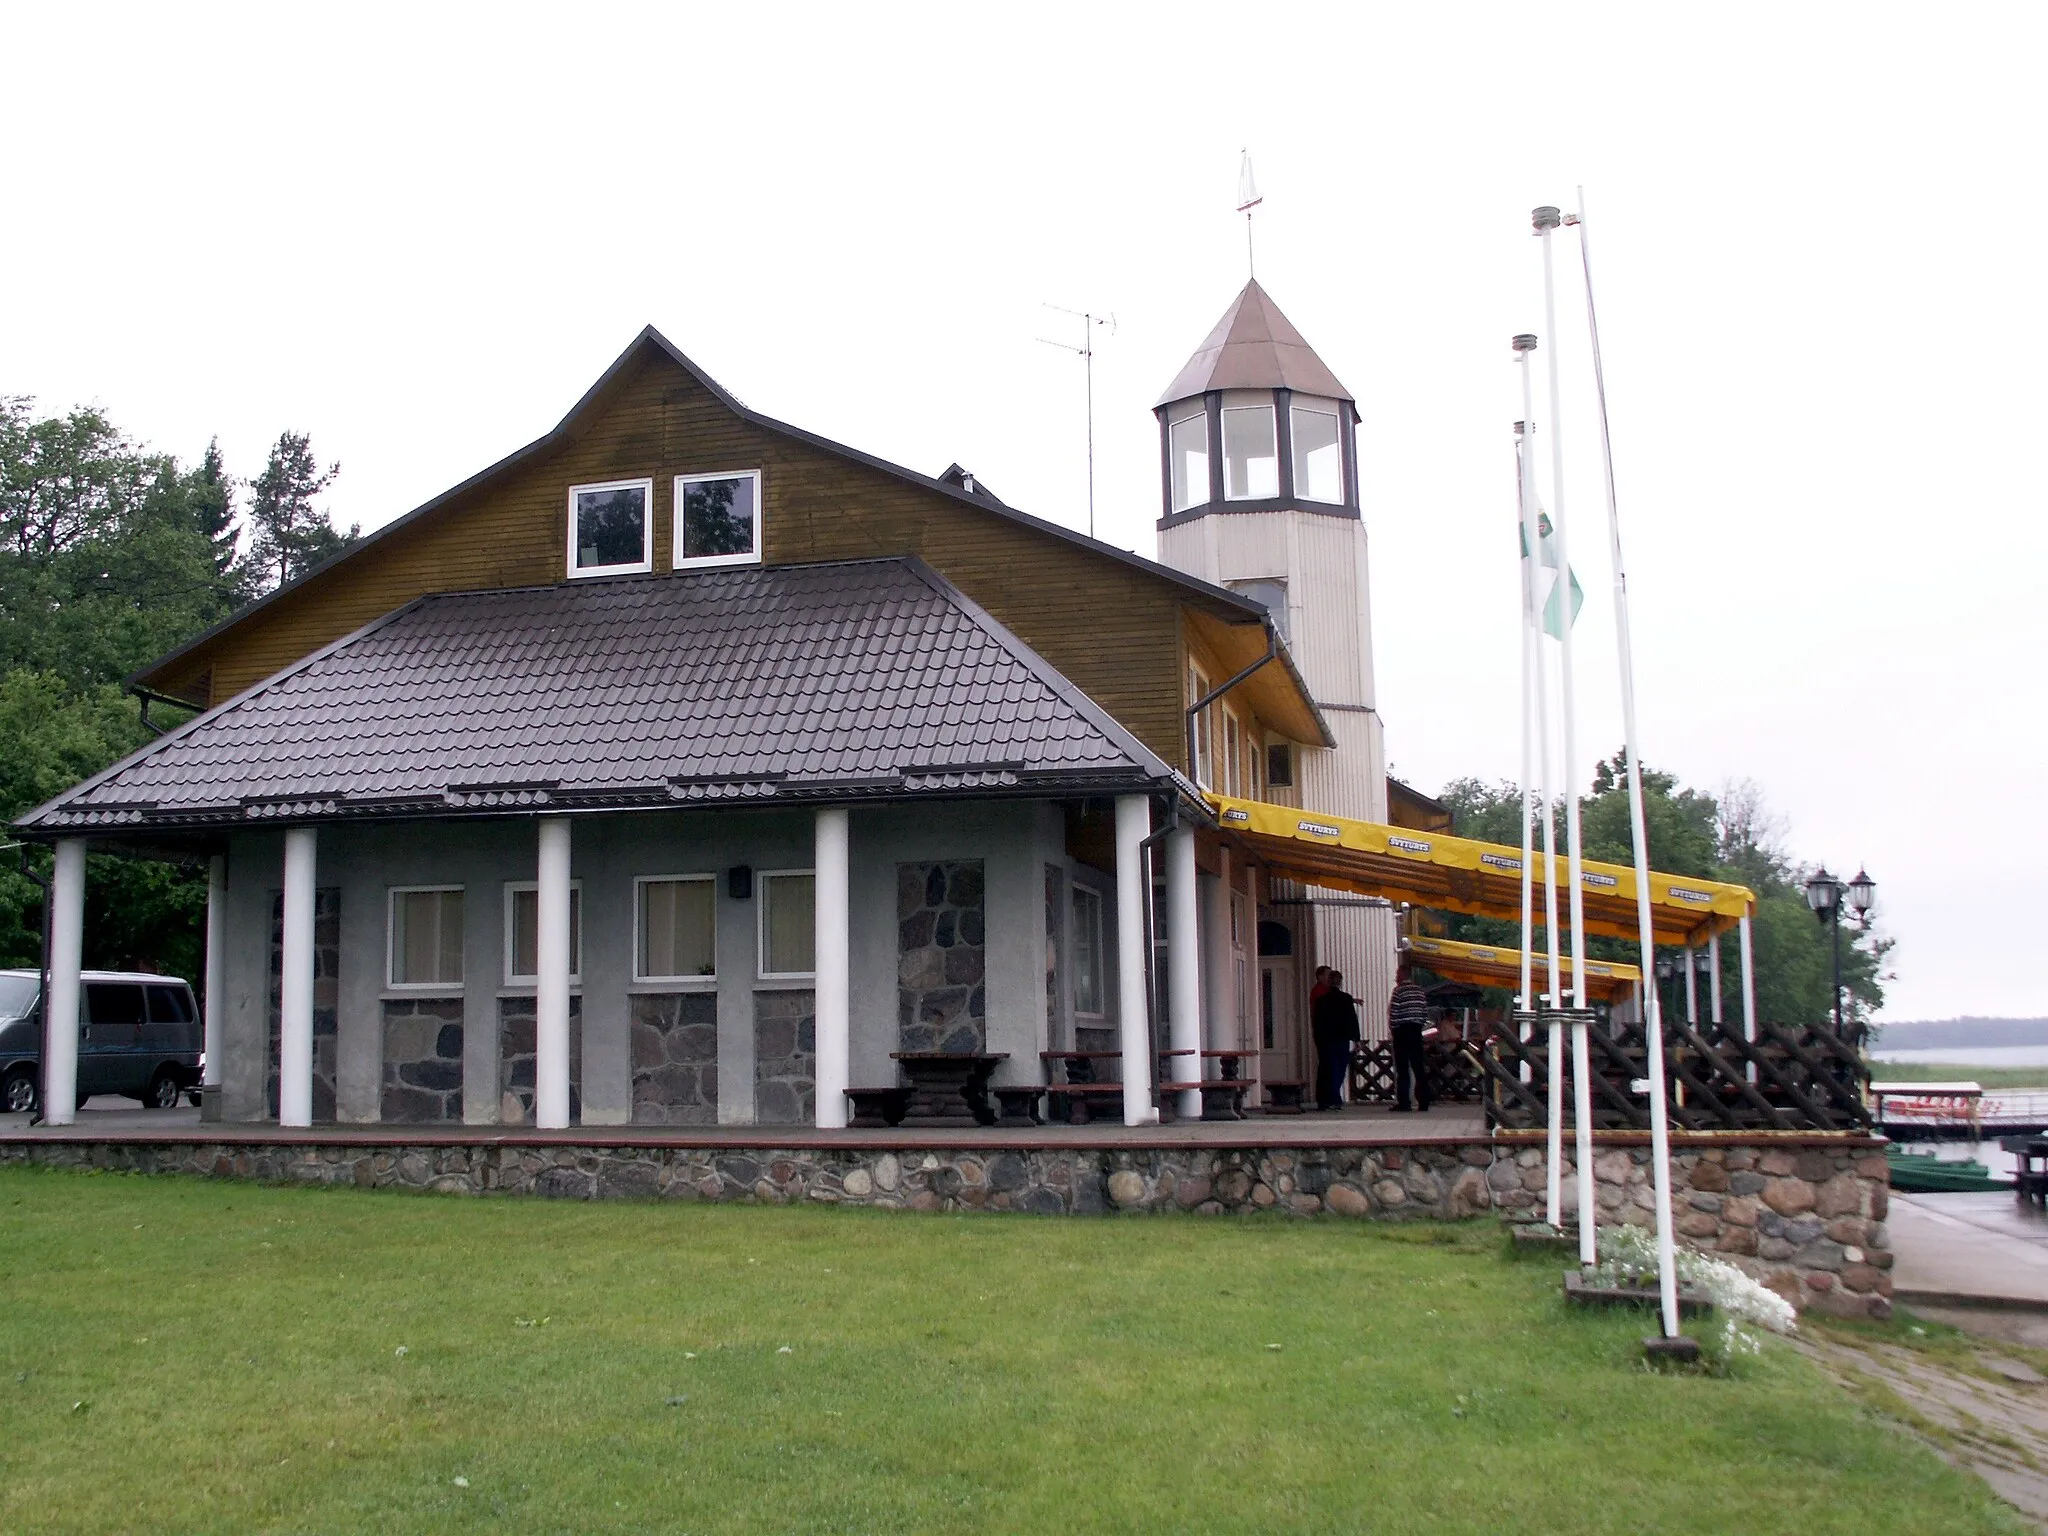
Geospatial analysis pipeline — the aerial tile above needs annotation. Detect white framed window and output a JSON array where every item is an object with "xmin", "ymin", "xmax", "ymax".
[
  {"xmin": 1227, "ymin": 577, "xmax": 1289, "ymax": 644},
  {"xmin": 1222, "ymin": 404, "xmax": 1277, "ymax": 499},
  {"xmin": 758, "ymin": 870, "xmax": 816, "ymax": 979},
  {"xmin": 567, "ymin": 477, "xmax": 653, "ymax": 578},
  {"xmin": 1187, "ymin": 662, "xmax": 1213, "ymax": 787},
  {"xmin": 1266, "ymin": 740, "xmax": 1294, "ymax": 788},
  {"xmin": 1168, "ymin": 411, "xmax": 1208, "ymax": 512},
  {"xmin": 1223, "ymin": 708, "xmax": 1243, "ymax": 797},
  {"xmin": 1070, "ymin": 884, "xmax": 1105, "ymax": 1016},
  {"xmin": 1291, "ymin": 405, "xmax": 1343, "ymax": 503},
  {"xmin": 505, "ymin": 881, "xmax": 583, "ymax": 985},
  {"xmin": 636, "ymin": 875, "xmax": 717, "ymax": 981},
  {"xmin": 673, "ymin": 470, "xmax": 762, "ymax": 570},
  {"xmin": 388, "ymin": 886, "xmax": 464, "ymax": 989}
]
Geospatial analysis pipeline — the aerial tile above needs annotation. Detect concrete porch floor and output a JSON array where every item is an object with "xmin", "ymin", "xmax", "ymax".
[{"xmin": 0, "ymin": 1098, "xmax": 1490, "ymax": 1150}]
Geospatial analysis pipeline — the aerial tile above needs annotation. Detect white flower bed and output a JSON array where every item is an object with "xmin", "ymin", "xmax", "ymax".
[{"xmin": 1588, "ymin": 1222, "xmax": 1797, "ymax": 1364}]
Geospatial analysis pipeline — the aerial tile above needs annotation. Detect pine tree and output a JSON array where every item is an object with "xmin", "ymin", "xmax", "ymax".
[
  {"xmin": 246, "ymin": 431, "xmax": 356, "ymax": 591},
  {"xmin": 185, "ymin": 437, "xmax": 238, "ymax": 575}
]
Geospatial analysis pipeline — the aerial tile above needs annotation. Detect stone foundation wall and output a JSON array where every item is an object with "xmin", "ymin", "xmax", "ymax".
[
  {"xmin": 896, "ymin": 861, "xmax": 985, "ymax": 1053},
  {"xmin": 753, "ymin": 991, "xmax": 814, "ymax": 1124},
  {"xmin": 0, "ymin": 1133, "xmax": 1888, "ymax": 1319},
  {"xmin": 630, "ymin": 994, "xmax": 718, "ymax": 1125},
  {"xmin": 499, "ymin": 996, "xmax": 581, "ymax": 1125},
  {"xmin": 381, "ymin": 1000, "xmax": 463, "ymax": 1122},
  {"xmin": 1492, "ymin": 1139, "xmax": 1892, "ymax": 1319}
]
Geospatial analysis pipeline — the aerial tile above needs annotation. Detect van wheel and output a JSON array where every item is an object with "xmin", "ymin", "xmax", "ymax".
[
  {"xmin": 2, "ymin": 1066, "xmax": 35, "ymax": 1115},
  {"xmin": 144, "ymin": 1070, "xmax": 185, "ymax": 1110}
]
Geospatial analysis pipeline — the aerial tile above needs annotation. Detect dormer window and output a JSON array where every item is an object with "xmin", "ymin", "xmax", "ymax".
[
  {"xmin": 1222, "ymin": 405, "xmax": 1277, "ymax": 500},
  {"xmin": 1291, "ymin": 405, "xmax": 1343, "ymax": 503},
  {"xmin": 674, "ymin": 470, "xmax": 762, "ymax": 569},
  {"xmin": 567, "ymin": 478, "xmax": 653, "ymax": 578},
  {"xmin": 1168, "ymin": 412, "xmax": 1208, "ymax": 513}
]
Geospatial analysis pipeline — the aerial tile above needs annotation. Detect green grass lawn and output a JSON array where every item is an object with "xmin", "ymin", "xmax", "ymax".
[
  {"xmin": 1867, "ymin": 1059, "xmax": 2048, "ymax": 1089},
  {"xmin": 0, "ymin": 1166, "xmax": 2025, "ymax": 1535}
]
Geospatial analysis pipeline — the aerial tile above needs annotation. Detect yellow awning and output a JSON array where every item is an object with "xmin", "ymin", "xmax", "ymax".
[
  {"xmin": 1406, "ymin": 936, "xmax": 1642, "ymax": 1003},
  {"xmin": 1209, "ymin": 792, "xmax": 1753, "ymax": 947}
]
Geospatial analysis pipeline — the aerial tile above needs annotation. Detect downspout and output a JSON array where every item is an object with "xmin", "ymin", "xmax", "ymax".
[
  {"xmin": 127, "ymin": 682, "xmax": 198, "ymax": 738},
  {"xmin": 1184, "ymin": 625, "xmax": 1281, "ymax": 784},
  {"xmin": 20, "ymin": 844, "xmax": 50, "ymax": 1126}
]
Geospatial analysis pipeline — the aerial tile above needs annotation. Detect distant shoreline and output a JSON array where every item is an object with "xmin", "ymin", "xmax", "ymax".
[{"xmin": 1871, "ymin": 1017, "xmax": 2048, "ymax": 1050}]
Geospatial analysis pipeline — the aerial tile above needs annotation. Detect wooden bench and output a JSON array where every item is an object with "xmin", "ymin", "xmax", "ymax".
[
  {"xmin": 1040, "ymin": 1051, "xmax": 1127, "ymax": 1124},
  {"xmin": 1261, "ymin": 1079, "xmax": 1309, "ymax": 1114},
  {"xmin": 1156, "ymin": 1080, "xmax": 1253, "ymax": 1122},
  {"xmin": 845, "ymin": 1087, "xmax": 911, "ymax": 1127},
  {"xmin": 990, "ymin": 1085, "xmax": 1045, "ymax": 1126}
]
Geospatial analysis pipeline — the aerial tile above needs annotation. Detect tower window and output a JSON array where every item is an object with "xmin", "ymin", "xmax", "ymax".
[
  {"xmin": 1291, "ymin": 406, "xmax": 1343, "ymax": 503},
  {"xmin": 1227, "ymin": 578, "xmax": 1289, "ymax": 644},
  {"xmin": 1266, "ymin": 742, "xmax": 1294, "ymax": 788},
  {"xmin": 1222, "ymin": 405, "xmax": 1278, "ymax": 499},
  {"xmin": 1168, "ymin": 412, "xmax": 1208, "ymax": 512}
]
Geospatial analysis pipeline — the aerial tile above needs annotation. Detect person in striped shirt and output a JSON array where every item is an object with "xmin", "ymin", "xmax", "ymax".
[{"xmin": 1387, "ymin": 962, "xmax": 1433, "ymax": 1113}]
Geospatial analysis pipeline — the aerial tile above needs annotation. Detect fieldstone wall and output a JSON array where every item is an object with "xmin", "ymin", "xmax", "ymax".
[
  {"xmin": 0, "ymin": 1138, "xmax": 1492, "ymax": 1218},
  {"xmin": 0, "ymin": 1130, "xmax": 1888, "ymax": 1320},
  {"xmin": 381, "ymin": 1000, "xmax": 463, "ymax": 1122},
  {"xmin": 265, "ymin": 887, "xmax": 340, "ymax": 1122},
  {"xmin": 631, "ymin": 993, "xmax": 718, "ymax": 1125},
  {"xmin": 754, "ymin": 990, "xmax": 814, "ymax": 1125},
  {"xmin": 499, "ymin": 996, "xmax": 581, "ymax": 1125},
  {"xmin": 897, "ymin": 861, "xmax": 985, "ymax": 1052},
  {"xmin": 1492, "ymin": 1139, "xmax": 1892, "ymax": 1319}
]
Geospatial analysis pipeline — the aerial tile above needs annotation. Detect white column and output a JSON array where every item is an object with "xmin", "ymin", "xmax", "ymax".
[
  {"xmin": 534, "ymin": 816, "xmax": 573, "ymax": 1130},
  {"xmin": 1738, "ymin": 915, "xmax": 1759, "ymax": 1085},
  {"xmin": 44, "ymin": 839, "xmax": 86, "ymax": 1125},
  {"xmin": 1165, "ymin": 824, "xmax": 1203, "ymax": 1122},
  {"xmin": 1683, "ymin": 945, "xmax": 1698, "ymax": 1028},
  {"xmin": 203, "ymin": 854, "xmax": 227, "ymax": 1088},
  {"xmin": 1708, "ymin": 932, "xmax": 1724, "ymax": 1025},
  {"xmin": 1114, "ymin": 795, "xmax": 1155, "ymax": 1127},
  {"xmin": 812, "ymin": 806, "xmax": 851, "ymax": 1130},
  {"xmin": 278, "ymin": 827, "xmax": 318, "ymax": 1128},
  {"xmin": 1202, "ymin": 853, "xmax": 1233, "ymax": 1054}
]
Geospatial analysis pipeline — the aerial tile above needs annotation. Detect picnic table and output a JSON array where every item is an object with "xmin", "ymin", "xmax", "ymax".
[
  {"xmin": 1040, "ymin": 1050, "xmax": 1128, "ymax": 1124},
  {"xmin": 844, "ymin": 1051, "xmax": 1010, "ymax": 1127}
]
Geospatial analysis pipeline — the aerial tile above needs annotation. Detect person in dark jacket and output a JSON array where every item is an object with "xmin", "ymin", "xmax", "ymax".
[
  {"xmin": 1309, "ymin": 969, "xmax": 1361, "ymax": 1111},
  {"xmin": 1387, "ymin": 961, "xmax": 1432, "ymax": 1112}
]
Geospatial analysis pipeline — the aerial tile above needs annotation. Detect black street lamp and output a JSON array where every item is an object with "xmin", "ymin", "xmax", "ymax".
[{"xmin": 1804, "ymin": 865, "xmax": 1877, "ymax": 1038}]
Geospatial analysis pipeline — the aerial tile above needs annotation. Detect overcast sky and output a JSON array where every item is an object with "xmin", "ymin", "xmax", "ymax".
[{"xmin": 4, "ymin": 5, "xmax": 2042, "ymax": 1021}]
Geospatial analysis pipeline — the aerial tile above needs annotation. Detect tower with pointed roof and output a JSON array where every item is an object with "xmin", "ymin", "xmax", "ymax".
[{"xmin": 1154, "ymin": 279, "xmax": 1396, "ymax": 1033}]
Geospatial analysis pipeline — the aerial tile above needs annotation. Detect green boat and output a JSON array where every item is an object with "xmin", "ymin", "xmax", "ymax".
[{"xmin": 1886, "ymin": 1147, "xmax": 2014, "ymax": 1193}]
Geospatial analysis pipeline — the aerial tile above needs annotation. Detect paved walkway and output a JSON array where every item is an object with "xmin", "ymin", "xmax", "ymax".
[
  {"xmin": 0, "ymin": 1099, "xmax": 1490, "ymax": 1149},
  {"xmin": 1891, "ymin": 1192, "xmax": 2048, "ymax": 1308}
]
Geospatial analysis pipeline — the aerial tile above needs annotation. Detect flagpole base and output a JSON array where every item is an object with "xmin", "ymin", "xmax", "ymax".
[{"xmin": 1643, "ymin": 1334, "xmax": 1702, "ymax": 1366}]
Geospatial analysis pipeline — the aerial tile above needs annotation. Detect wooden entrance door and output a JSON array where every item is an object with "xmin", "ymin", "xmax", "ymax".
[{"xmin": 1259, "ymin": 958, "xmax": 1299, "ymax": 1086}]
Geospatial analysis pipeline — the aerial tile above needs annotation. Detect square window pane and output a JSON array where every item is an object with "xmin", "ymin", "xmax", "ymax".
[
  {"xmin": 640, "ymin": 879, "xmax": 716, "ymax": 978},
  {"xmin": 762, "ymin": 873, "xmax": 815, "ymax": 975},
  {"xmin": 511, "ymin": 887, "xmax": 581, "ymax": 980},
  {"xmin": 681, "ymin": 475, "xmax": 757, "ymax": 560},
  {"xmin": 1169, "ymin": 414, "xmax": 1208, "ymax": 512},
  {"xmin": 393, "ymin": 889, "xmax": 463, "ymax": 986},
  {"xmin": 574, "ymin": 485, "xmax": 647, "ymax": 569},
  {"xmin": 1223, "ymin": 406, "xmax": 1277, "ymax": 499},
  {"xmin": 1292, "ymin": 407, "xmax": 1342, "ymax": 503}
]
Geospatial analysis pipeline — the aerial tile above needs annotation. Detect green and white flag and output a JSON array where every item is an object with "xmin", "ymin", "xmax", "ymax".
[{"xmin": 1519, "ymin": 509, "xmax": 1583, "ymax": 639}]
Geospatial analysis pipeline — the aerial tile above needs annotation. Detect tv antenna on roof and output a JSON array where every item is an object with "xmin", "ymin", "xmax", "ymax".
[
  {"xmin": 1036, "ymin": 304, "xmax": 1115, "ymax": 539},
  {"xmin": 1236, "ymin": 150, "xmax": 1264, "ymax": 278}
]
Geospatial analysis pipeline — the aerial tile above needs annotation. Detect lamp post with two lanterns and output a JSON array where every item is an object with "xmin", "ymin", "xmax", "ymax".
[{"xmin": 1803, "ymin": 866, "xmax": 1877, "ymax": 1039}]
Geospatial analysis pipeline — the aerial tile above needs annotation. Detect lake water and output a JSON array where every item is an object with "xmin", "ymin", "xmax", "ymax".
[{"xmin": 1872, "ymin": 1046, "xmax": 2048, "ymax": 1067}]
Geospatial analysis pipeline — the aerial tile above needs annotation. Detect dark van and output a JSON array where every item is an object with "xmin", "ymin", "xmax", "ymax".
[{"xmin": 0, "ymin": 970, "xmax": 201, "ymax": 1115}]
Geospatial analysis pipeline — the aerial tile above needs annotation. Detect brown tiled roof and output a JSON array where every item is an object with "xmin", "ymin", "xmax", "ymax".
[
  {"xmin": 23, "ymin": 558, "xmax": 1177, "ymax": 834},
  {"xmin": 1155, "ymin": 280, "xmax": 1353, "ymax": 406}
]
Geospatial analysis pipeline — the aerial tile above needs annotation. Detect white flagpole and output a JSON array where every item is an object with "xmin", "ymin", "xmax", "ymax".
[
  {"xmin": 1514, "ymin": 417, "xmax": 1538, "ymax": 1016},
  {"xmin": 1514, "ymin": 337, "xmax": 1565, "ymax": 1228},
  {"xmin": 1537, "ymin": 205, "xmax": 1598, "ymax": 1267},
  {"xmin": 1574, "ymin": 187, "xmax": 1681, "ymax": 1339}
]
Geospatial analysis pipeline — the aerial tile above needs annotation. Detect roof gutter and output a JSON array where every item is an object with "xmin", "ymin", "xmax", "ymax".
[{"xmin": 1186, "ymin": 626, "xmax": 1280, "ymax": 781}]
